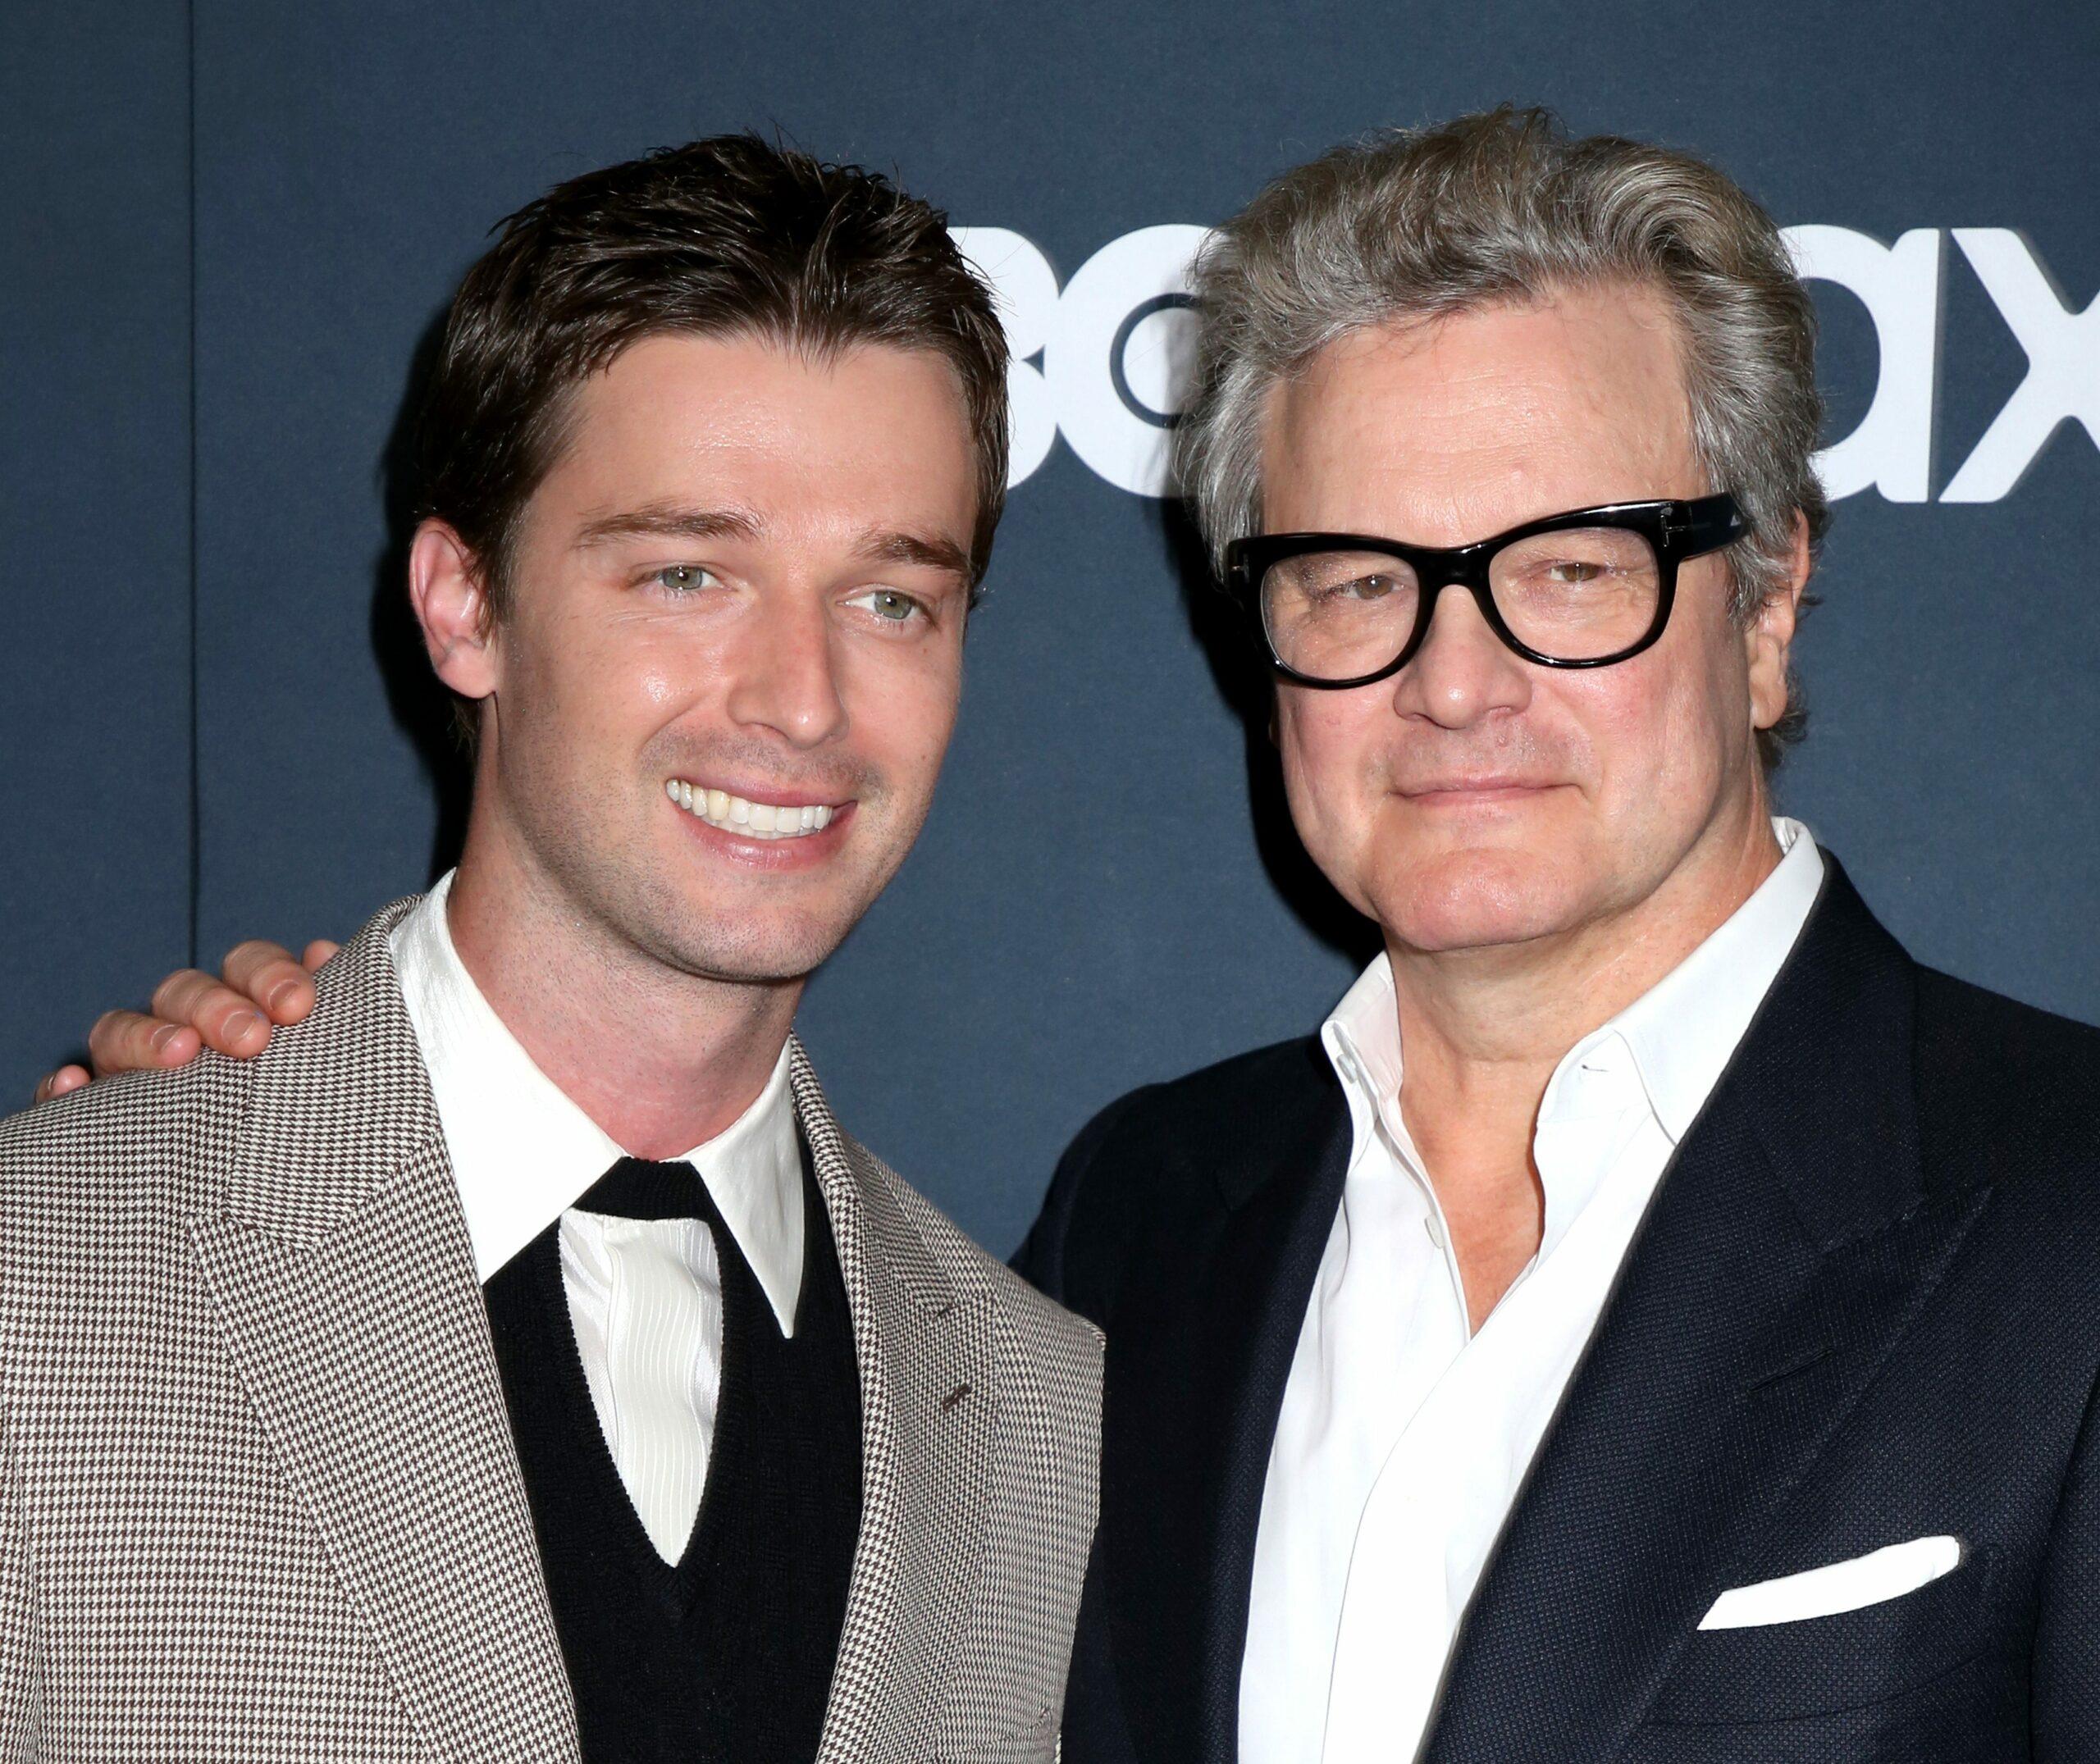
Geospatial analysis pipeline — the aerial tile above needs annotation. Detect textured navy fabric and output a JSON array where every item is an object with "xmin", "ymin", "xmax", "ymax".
[{"xmin": 1018, "ymin": 856, "xmax": 2100, "ymax": 1762}]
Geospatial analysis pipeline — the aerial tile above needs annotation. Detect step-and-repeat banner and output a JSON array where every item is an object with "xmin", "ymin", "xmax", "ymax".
[{"xmin": 7, "ymin": 0, "xmax": 2098, "ymax": 1251}]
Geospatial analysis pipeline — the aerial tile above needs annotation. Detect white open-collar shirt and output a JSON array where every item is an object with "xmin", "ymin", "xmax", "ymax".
[
  {"xmin": 1240, "ymin": 819, "xmax": 1826, "ymax": 1764},
  {"xmin": 390, "ymin": 871, "xmax": 806, "ymax": 1563}
]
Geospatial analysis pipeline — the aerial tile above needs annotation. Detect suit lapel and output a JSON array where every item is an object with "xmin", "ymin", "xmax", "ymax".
[
  {"xmin": 1105, "ymin": 1049, "xmax": 1353, "ymax": 1764},
  {"xmin": 792, "ymin": 1046, "xmax": 1000, "ymax": 1764},
  {"xmin": 188, "ymin": 905, "xmax": 579, "ymax": 1763},
  {"xmin": 1421, "ymin": 866, "xmax": 1991, "ymax": 1764}
]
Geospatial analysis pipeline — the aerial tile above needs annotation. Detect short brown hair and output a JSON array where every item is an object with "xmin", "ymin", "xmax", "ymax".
[
  {"xmin": 416, "ymin": 134, "xmax": 1009, "ymax": 624},
  {"xmin": 1178, "ymin": 108, "xmax": 1827, "ymax": 768}
]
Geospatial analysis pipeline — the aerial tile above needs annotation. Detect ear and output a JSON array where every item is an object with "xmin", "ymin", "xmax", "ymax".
[
  {"xmin": 407, "ymin": 519, "xmax": 500, "ymax": 703},
  {"xmin": 1745, "ymin": 513, "xmax": 1811, "ymax": 734}
]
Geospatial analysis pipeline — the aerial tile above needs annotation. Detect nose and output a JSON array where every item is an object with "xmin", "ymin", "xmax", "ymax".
[
  {"xmin": 1386, "ymin": 582, "xmax": 1532, "ymax": 730},
  {"xmin": 722, "ymin": 590, "xmax": 850, "ymax": 750}
]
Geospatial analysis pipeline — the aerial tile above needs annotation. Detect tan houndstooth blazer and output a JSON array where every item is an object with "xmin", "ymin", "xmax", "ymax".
[{"xmin": 0, "ymin": 900, "xmax": 1102, "ymax": 1762}]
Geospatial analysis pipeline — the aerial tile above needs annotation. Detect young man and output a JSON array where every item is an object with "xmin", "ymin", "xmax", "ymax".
[{"xmin": 3, "ymin": 137, "xmax": 1098, "ymax": 1762}]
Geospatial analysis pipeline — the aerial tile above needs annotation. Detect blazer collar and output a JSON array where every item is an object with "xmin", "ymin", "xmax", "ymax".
[
  {"xmin": 210, "ymin": 895, "xmax": 441, "ymax": 1245},
  {"xmin": 1730, "ymin": 856, "xmax": 1929, "ymax": 1247},
  {"xmin": 202, "ymin": 892, "xmax": 975, "ymax": 1334},
  {"xmin": 790, "ymin": 1045, "xmax": 1002, "ymax": 1762},
  {"xmin": 1211, "ymin": 1035, "xmax": 1354, "ymax": 1214}
]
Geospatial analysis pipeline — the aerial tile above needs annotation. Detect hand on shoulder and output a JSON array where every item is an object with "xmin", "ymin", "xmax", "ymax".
[{"xmin": 32, "ymin": 938, "xmax": 340, "ymax": 1102}]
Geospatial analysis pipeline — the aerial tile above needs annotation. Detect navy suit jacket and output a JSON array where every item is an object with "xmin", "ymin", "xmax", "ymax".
[{"xmin": 1016, "ymin": 859, "xmax": 2100, "ymax": 1762}]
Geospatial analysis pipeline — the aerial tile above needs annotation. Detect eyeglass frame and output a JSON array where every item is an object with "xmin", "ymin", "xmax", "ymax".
[{"xmin": 1221, "ymin": 493, "xmax": 1748, "ymax": 690}]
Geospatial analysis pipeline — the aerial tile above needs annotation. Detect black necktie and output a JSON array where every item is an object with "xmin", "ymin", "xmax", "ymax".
[{"xmin": 568, "ymin": 1155, "xmax": 718, "ymax": 1228}]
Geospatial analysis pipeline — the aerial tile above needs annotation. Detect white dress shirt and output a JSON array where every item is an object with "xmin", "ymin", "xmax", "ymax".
[
  {"xmin": 1239, "ymin": 819, "xmax": 1826, "ymax": 1764},
  {"xmin": 390, "ymin": 871, "xmax": 805, "ymax": 1564}
]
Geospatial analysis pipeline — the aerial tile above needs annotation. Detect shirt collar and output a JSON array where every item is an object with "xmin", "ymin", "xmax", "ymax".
[
  {"xmin": 1320, "ymin": 817, "xmax": 1826, "ymax": 1156},
  {"xmin": 1321, "ymin": 949, "xmax": 1404, "ymax": 1161},
  {"xmin": 1596, "ymin": 816, "xmax": 1824, "ymax": 1146},
  {"xmin": 389, "ymin": 871, "xmax": 805, "ymax": 1333}
]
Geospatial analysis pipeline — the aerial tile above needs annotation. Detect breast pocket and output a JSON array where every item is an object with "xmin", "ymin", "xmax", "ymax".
[{"xmin": 1648, "ymin": 1544, "xmax": 1996, "ymax": 1725}]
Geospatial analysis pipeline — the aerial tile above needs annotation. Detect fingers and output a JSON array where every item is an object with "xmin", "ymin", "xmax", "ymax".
[
  {"xmin": 50, "ymin": 932, "xmax": 336, "ymax": 1093},
  {"xmin": 145, "ymin": 968, "xmax": 276, "ymax": 1060},
  {"xmin": 220, "ymin": 941, "xmax": 319, "ymax": 1026},
  {"xmin": 86, "ymin": 1010, "xmax": 204, "ymax": 1078},
  {"xmin": 32, "ymin": 1065, "xmax": 90, "ymax": 1105}
]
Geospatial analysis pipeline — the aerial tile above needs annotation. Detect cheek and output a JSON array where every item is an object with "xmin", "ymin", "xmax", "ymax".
[
  {"xmin": 632, "ymin": 645, "xmax": 709, "ymax": 718},
  {"xmin": 590, "ymin": 604, "xmax": 745, "ymax": 719},
  {"xmin": 1572, "ymin": 647, "xmax": 1739, "ymax": 826},
  {"xmin": 841, "ymin": 639, "xmax": 964, "ymax": 785},
  {"xmin": 501, "ymin": 607, "xmax": 720, "ymax": 766},
  {"xmin": 1276, "ymin": 694, "xmax": 1380, "ymax": 858}
]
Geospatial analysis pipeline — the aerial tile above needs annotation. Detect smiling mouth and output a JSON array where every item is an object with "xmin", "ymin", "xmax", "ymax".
[{"xmin": 664, "ymin": 779, "xmax": 844, "ymax": 841}]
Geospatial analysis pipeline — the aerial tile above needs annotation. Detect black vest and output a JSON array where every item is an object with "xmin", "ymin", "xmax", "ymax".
[{"xmin": 482, "ymin": 1146, "xmax": 863, "ymax": 1762}]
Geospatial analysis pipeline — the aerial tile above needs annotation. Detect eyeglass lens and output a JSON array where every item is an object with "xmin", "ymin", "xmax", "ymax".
[{"xmin": 1259, "ymin": 525, "xmax": 1664, "ymax": 680}]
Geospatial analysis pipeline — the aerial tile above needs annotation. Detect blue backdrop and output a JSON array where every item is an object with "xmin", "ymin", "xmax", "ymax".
[{"xmin": 7, "ymin": 0, "xmax": 2098, "ymax": 1253}]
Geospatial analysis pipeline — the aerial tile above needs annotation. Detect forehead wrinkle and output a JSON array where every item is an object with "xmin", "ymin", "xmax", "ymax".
[{"xmin": 1267, "ymin": 288, "xmax": 1701, "ymax": 542}]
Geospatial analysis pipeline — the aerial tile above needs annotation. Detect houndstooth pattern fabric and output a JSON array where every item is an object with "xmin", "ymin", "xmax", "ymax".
[{"xmin": 0, "ymin": 899, "xmax": 1102, "ymax": 1762}]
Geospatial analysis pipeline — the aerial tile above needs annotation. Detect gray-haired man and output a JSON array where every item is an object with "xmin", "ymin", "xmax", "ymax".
[{"xmin": 1022, "ymin": 111, "xmax": 2100, "ymax": 1763}]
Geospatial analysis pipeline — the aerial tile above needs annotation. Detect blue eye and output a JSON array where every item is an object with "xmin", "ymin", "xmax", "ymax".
[{"xmin": 654, "ymin": 564, "xmax": 718, "ymax": 594}]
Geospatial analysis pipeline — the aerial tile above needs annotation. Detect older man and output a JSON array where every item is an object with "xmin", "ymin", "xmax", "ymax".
[
  {"xmin": 55, "ymin": 112, "xmax": 2100, "ymax": 1762},
  {"xmin": 1018, "ymin": 113, "xmax": 2100, "ymax": 1763}
]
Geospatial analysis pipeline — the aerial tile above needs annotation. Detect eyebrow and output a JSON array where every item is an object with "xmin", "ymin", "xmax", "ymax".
[
  {"xmin": 573, "ymin": 502, "xmax": 971, "ymax": 581},
  {"xmin": 858, "ymin": 529, "xmax": 973, "ymax": 580},
  {"xmin": 573, "ymin": 504, "xmax": 762, "ymax": 548}
]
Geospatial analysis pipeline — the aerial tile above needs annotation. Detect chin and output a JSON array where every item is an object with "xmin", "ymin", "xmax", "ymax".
[
  {"xmin": 1369, "ymin": 846, "xmax": 1593, "ymax": 956},
  {"xmin": 656, "ymin": 905, "xmax": 858, "ymax": 987},
  {"xmin": 596, "ymin": 862, "xmax": 854, "ymax": 987}
]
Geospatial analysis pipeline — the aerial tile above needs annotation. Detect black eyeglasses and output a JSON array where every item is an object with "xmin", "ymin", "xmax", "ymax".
[{"xmin": 1222, "ymin": 495, "xmax": 1746, "ymax": 689}]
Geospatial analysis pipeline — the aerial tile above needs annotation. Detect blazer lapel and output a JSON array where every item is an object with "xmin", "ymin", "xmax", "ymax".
[
  {"xmin": 1105, "ymin": 1048, "xmax": 1353, "ymax": 1764},
  {"xmin": 188, "ymin": 905, "xmax": 579, "ymax": 1764},
  {"xmin": 791, "ymin": 1046, "xmax": 1001, "ymax": 1764},
  {"xmin": 1421, "ymin": 866, "xmax": 1992, "ymax": 1764}
]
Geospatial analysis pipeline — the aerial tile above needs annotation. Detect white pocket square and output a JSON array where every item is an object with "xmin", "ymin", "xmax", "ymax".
[{"xmin": 1698, "ymin": 1535, "xmax": 1963, "ymax": 1630}]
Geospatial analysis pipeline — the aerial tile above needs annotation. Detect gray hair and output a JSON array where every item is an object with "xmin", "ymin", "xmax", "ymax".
[{"xmin": 1176, "ymin": 107, "xmax": 1828, "ymax": 765}]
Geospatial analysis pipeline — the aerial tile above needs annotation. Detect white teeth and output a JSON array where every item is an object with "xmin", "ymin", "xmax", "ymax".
[{"xmin": 667, "ymin": 782, "xmax": 842, "ymax": 841}]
